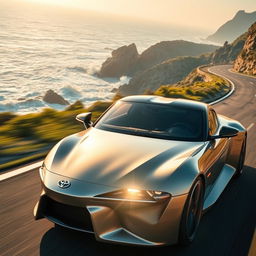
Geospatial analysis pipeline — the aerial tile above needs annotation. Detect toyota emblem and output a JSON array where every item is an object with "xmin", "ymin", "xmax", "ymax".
[{"xmin": 58, "ymin": 180, "xmax": 71, "ymax": 189}]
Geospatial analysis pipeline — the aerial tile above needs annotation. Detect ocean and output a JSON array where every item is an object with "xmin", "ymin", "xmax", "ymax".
[{"xmin": 0, "ymin": 3, "xmax": 211, "ymax": 114}]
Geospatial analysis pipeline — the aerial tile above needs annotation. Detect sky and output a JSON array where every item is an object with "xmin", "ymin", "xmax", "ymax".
[{"xmin": 6, "ymin": 0, "xmax": 256, "ymax": 30}]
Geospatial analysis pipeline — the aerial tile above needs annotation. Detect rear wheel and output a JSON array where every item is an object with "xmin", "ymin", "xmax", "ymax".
[
  {"xmin": 234, "ymin": 139, "xmax": 246, "ymax": 178},
  {"xmin": 179, "ymin": 177, "xmax": 204, "ymax": 245}
]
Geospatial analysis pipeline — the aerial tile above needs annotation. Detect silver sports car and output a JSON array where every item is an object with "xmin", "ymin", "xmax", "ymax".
[{"xmin": 34, "ymin": 96, "xmax": 247, "ymax": 246}]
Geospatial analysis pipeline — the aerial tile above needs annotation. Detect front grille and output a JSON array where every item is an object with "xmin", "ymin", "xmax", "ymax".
[{"xmin": 42, "ymin": 195, "xmax": 93, "ymax": 232}]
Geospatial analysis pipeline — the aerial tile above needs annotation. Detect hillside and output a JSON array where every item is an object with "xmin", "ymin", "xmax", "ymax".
[
  {"xmin": 154, "ymin": 68, "xmax": 230, "ymax": 102},
  {"xmin": 234, "ymin": 22, "xmax": 256, "ymax": 75},
  {"xmin": 0, "ymin": 101, "xmax": 112, "ymax": 170},
  {"xmin": 211, "ymin": 32, "xmax": 248, "ymax": 64},
  {"xmin": 115, "ymin": 30, "xmax": 250, "ymax": 97},
  {"xmin": 98, "ymin": 40, "xmax": 218, "ymax": 77},
  {"xmin": 206, "ymin": 10, "xmax": 256, "ymax": 44},
  {"xmin": 118, "ymin": 55, "xmax": 210, "ymax": 95}
]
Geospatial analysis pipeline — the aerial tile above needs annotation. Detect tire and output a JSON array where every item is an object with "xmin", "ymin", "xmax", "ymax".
[
  {"xmin": 233, "ymin": 139, "xmax": 246, "ymax": 178},
  {"xmin": 178, "ymin": 177, "xmax": 204, "ymax": 245}
]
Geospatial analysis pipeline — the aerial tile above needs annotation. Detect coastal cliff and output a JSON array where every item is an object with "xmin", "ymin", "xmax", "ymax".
[
  {"xmin": 118, "ymin": 55, "xmax": 210, "ymax": 95},
  {"xmin": 233, "ymin": 22, "xmax": 256, "ymax": 75},
  {"xmin": 98, "ymin": 40, "xmax": 218, "ymax": 78},
  {"xmin": 98, "ymin": 43, "xmax": 139, "ymax": 77},
  {"xmin": 211, "ymin": 32, "xmax": 247, "ymax": 64},
  {"xmin": 117, "ymin": 29, "xmax": 251, "ymax": 96},
  {"xmin": 97, "ymin": 10, "xmax": 255, "ymax": 98}
]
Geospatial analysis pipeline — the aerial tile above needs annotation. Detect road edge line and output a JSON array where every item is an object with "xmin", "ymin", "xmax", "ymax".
[
  {"xmin": 207, "ymin": 67, "xmax": 235, "ymax": 105},
  {"xmin": 0, "ymin": 161, "xmax": 43, "ymax": 182}
]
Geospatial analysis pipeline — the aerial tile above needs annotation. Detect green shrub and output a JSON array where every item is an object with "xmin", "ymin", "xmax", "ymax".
[
  {"xmin": 0, "ymin": 112, "xmax": 17, "ymax": 125},
  {"xmin": 155, "ymin": 74, "xmax": 230, "ymax": 102}
]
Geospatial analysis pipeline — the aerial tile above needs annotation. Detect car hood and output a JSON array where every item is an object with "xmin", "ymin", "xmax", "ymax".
[{"xmin": 44, "ymin": 128, "xmax": 204, "ymax": 190}]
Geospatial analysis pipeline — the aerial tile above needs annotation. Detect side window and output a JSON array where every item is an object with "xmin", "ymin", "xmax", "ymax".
[{"xmin": 208, "ymin": 109, "xmax": 218, "ymax": 135}]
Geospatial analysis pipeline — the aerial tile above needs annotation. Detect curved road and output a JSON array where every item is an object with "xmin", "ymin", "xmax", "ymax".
[{"xmin": 0, "ymin": 65, "xmax": 256, "ymax": 256}]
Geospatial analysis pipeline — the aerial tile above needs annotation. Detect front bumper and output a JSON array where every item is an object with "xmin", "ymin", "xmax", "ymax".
[{"xmin": 34, "ymin": 170, "xmax": 187, "ymax": 246}]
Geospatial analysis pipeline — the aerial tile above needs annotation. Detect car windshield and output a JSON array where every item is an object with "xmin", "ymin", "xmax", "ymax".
[{"xmin": 94, "ymin": 101, "xmax": 204, "ymax": 141}]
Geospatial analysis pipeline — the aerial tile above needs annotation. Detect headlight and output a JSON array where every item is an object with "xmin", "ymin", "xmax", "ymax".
[
  {"xmin": 146, "ymin": 190, "xmax": 170, "ymax": 200},
  {"xmin": 96, "ymin": 188, "xmax": 171, "ymax": 202}
]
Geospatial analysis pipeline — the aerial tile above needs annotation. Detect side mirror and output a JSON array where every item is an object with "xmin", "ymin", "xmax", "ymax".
[
  {"xmin": 210, "ymin": 126, "xmax": 239, "ymax": 139},
  {"xmin": 76, "ymin": 112, "xmax": 92, "ymax": 129}
]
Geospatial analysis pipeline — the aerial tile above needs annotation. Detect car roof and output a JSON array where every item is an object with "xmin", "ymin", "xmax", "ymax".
[{"xmin": 121, "ymin": 95, "xmax": 209, "ymax": 112}]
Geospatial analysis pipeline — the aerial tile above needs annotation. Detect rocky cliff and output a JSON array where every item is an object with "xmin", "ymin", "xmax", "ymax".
[
  {"xmin": 233, "ymin": 22, "xmax": 256, "ymax": 75},
  {"xmin": 98, "ymin": 40, "xmax": 218, "ymax": 78},
  {"xmin": 211, "ymin": 32, "xmax": 247, "ymax": 64},
  {"xmin": 98, "ymin": 43, "xmax": 139, "ymax": 77},
  {"xmin": 114, "ymin": 31, "xmax": 249, "ymax": 96},
  {"xmin": 206, "ymin": 10, "xmax": 256, "ymax": 44},
  {"xmin": 133, "ymin": 40, "xmax": 218, "ymax": 75},
  {"xmin": 43, "ymin": 89, "xmax": 69, "ymax": 105}
]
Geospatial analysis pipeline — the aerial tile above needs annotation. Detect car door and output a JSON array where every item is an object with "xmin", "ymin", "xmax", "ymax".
[{"xmin": 200, "ymin": 109, "xmax": 230, "ymax": 196}]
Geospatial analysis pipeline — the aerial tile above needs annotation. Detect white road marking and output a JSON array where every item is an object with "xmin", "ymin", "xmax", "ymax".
[
  {"xmin": 207, "ymin": 67, "xmax": 235, "ymax": 105},
  {"xmin": 0, "ymin": 161, "xmax": 43, "ymax": 182},
  {"xmin": 247, "ymin": 123, "xmax": 255, "ymax": 131}
]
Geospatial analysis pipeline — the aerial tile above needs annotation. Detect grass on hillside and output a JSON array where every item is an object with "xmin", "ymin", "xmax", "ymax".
[
  {"xmin": 0, "ymin": 100, "xmax": 112, "ymax": 171},
  {"xmin": 154, "ymin": 74, "xmax": 230, "ymax": 102}
]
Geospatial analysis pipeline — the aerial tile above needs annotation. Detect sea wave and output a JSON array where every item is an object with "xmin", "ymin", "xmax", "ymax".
[
  {"xmin": 66, "ymin": 66, "xmax": 87, "ymax": 73},
  {"xmin": 0, "ymin": 99, "xmax": 45, "ymax": 112},
  {"xmin": 119, "ymin": 76, "xmax": 131, "ymax": 85},
  {"xmin": 85, "ymin": 63, "xmax": 100, "ymax": 76},
  {"xmin": 0, "ymin": 7, "xmax": 206, "ymax": 114},
  {"xmin": 25, "ymin": 92, "xmax": 41, "ymax": 98},
  {"xmin": 60, "ymin": 86, "xmax": 81, "ymax": 99},
  {"xmin": 80, "ymin": 96, "xmax": 105, "ymax": 102}
]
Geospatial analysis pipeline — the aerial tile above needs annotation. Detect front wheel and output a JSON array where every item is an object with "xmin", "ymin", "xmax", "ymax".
[{"xmin": 178, "ymin": 177, "xmax": 204, "ymax": 245}]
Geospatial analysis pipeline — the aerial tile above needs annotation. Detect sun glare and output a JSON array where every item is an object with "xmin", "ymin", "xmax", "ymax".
[
  {"xmin": 22, "ymin": 0, "xmax": 77, "ymax": 7},
  {"xmin": 16, "ymin": 0, "xmax": 256, "ymax": 30},
  {"xmin": 127, "ymin": 188, "xmax": 140, "ymax": 193}
]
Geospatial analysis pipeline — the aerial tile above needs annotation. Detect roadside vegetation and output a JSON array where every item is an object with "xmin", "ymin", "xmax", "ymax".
[
  {"xmin": 0, "ymin": 101, "xmax": 111, "ymax": 170},
  {"xmin": 154, "ymin": 74, "xmax": 230, "ymax": 102},
  {"xmin": 0, "ymin": 67, "xmax": 231, "ymax": 171}
]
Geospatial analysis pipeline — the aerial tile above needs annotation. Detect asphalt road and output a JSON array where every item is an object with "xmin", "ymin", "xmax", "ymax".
[{"xmin": 1, "ymin": 65, "xmax": 256, "ymax": 256}]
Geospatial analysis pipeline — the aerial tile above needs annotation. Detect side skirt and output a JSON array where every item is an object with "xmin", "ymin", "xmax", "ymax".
[{"xmin": 203, "ymin": 164, "xmax": 236, "ymax": 210}]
